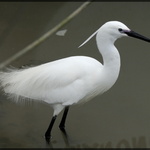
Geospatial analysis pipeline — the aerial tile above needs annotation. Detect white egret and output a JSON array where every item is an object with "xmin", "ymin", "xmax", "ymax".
[{"xmin": 0, "ymin": 21, "xmax": 150, "ymax": 142}]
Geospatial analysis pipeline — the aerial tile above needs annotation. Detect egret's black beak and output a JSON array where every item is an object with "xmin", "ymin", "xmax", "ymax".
[
  {"xmin": 119, "ymin": 28, "xmax": 150, "ymax": 42},
  {"xmin": 124, "ymin": 29, "xmax": 150, "ymax": 42}
]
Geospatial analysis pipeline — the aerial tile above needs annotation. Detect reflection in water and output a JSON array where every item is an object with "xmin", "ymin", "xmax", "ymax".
[
  {"xmin": 46, "ymin": 136, "xmax": 147, "ymax": 148},
  {"xmin": 60, "ymin": 129, "xmax": 71, "ymax": 148},
  {"xmin": 99, "ymin": 136, "xmax": 147, "ymax": 148},
  {"xmin": 45, "ymin": 129, "xmax": 71, "ymax": 148}
]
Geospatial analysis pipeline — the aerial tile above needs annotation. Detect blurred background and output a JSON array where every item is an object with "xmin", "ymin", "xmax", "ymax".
[{"xmin": 0, "ymin": 1, "xmax": 150, "ymax": 148}]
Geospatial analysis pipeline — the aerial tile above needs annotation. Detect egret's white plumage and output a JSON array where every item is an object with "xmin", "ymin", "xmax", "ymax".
[{"xmin": 0, "ymin": 21, "xmax": 149, "ymax": 140}]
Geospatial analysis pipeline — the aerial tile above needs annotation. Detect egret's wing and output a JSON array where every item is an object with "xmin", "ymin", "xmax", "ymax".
[
  {"xmin": 0, "ymin": 56, "xmax": 103, "ymax": 105},
  {"xmin": 0, "ymin": 57, "xmax": 88, "ymax": 104}
]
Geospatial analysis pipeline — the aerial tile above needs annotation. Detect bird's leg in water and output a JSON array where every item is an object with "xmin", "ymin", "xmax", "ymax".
[
  {"xmin": 59, "ymin": 106, "xmax": 69, "ymax": 131},
  {"xmin": 45, "ymin": 115, "xmax": 57, "ymax": 142}
]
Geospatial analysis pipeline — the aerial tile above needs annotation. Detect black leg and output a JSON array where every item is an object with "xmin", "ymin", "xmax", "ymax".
[
  {"xmin": 45, "ymin": 115, "xmax": 57, "ymax": 142},
  {"xmin": 59, "ymin": 106, "xmax": 69, "ymax": 130}
]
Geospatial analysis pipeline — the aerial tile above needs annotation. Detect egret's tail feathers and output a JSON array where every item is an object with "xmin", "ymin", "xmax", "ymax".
[{"xmin": 0, "ymin": 67, "xmax": 32, "ymax": 102}]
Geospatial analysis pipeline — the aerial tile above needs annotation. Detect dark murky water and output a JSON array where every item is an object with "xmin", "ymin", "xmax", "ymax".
[{"xmin": 0, "ymin": 2, "xmax": 150, "ymax": 148}]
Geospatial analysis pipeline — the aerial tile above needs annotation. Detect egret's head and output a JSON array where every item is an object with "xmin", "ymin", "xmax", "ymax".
[
  {"xmin": 99, "ymin": 21, "xmax": 150, "ymax": 42},
  {"xmin": 100, "ymin": 21, "xmax": 130, "ymax": 39}
]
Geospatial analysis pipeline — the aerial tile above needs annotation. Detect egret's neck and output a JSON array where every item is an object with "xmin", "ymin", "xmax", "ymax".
[{"xmin": 96, "ymin": 33, "xmax": 121, "ymax": 84}]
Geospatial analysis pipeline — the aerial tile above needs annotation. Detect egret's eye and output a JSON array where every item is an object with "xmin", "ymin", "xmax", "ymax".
[{"xmin": 118, "ymin": 28, "xmax": 123, "ymax": 33}]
